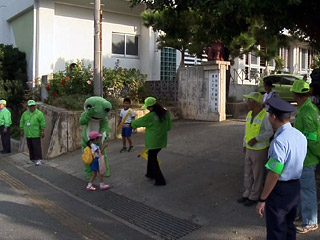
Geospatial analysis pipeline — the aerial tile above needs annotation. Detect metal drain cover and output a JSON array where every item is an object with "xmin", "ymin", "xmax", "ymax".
[{"xmin": 103, "ymin": 192, "xmax": 201, "ymax": 239}]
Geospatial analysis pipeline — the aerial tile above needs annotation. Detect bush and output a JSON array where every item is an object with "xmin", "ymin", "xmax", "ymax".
[
  {"xmin": 103, "ymin": 60, "xmax": 147, "ymax": 102},
  {"xmin": 45, "ymin": 60, "xmax": 148, "ymax": 109}
]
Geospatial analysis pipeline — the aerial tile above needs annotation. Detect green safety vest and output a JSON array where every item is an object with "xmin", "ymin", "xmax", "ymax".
[{"xmin": 245, "ymin": 109, "xmax": 269, "ymax": 150}]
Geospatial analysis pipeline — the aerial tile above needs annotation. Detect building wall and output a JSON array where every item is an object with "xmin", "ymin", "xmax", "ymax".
[
  {"xmin": 10, "ymin": 9, "xmax": 34, "ymax": 81},
  {"xmin": 0, "ymin": 0, "xmax": 34, "ymax": 44},
  {"xmin": 0, "ymin": 0, "xmax": 162, "ymax": 82}
]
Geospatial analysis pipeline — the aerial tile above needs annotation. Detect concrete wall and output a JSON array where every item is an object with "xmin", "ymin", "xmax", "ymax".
[
  {"xmin": 178, "ymin": 61, "xmax": 229, "ymax": 122},
  {"xmin": 19, "ymin": 103, "xmax": 179, "ymax": 159},
  {"xmin": 228, "ymin": 82, "xmax": 258, "ymax": 102}
]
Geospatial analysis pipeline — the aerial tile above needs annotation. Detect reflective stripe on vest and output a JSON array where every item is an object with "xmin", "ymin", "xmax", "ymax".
[{"xmin": 245, "ymin": 109, "xmax": 269, "ymax": 150}]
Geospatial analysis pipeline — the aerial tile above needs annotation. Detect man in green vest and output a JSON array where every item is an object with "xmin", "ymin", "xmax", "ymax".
[
  {"xmin": 0, "ymin": 100, "xmax": 12, "ymax": 154},
  {"xmin": 291, "ymin": 80, "xmax": 320, "ymax": 233},
  {"xmin": 237, "ymin": 92, "xmax": 273, "ymax": 206},
  {"xmin": 20, "ymin": 100, "xmax": 46, "ymax": 166}
]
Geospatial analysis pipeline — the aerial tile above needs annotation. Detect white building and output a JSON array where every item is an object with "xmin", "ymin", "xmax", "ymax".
[
  {"xmin": 229, "ymin": 40, "xmax": 314, "ymax": 100},
  {"xmin": 0, "ymin": 0, "xmax": 181, "ymax": 84}
]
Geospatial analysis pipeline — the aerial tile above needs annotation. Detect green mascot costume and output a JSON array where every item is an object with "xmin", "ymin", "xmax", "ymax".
[{"xmin": 80, "ymin": 96, "xmax": 112, "ymax": 178}]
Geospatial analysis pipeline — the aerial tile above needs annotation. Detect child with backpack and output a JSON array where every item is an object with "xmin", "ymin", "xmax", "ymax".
[{"xmin": 83, "ymin": 131, "xmax": 110, "ymax": 191}]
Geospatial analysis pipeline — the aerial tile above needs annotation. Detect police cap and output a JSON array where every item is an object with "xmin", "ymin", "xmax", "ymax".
[{"xmin": 268, "ymin": 97, "xmax": 296, "ymax": 113}]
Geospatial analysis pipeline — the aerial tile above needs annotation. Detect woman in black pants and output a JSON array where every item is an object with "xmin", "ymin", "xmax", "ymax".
[{"xmin": 131, "ymin": 97, "xmax": 172, "ymax": 186}]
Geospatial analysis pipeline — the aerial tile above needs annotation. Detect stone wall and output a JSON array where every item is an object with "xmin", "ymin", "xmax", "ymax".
[{"xmin": 19, "ymin": 103, "xmax": 179, "ymax": 159}]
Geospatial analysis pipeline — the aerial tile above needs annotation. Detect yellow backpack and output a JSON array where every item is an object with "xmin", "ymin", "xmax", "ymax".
[{"xmin": 82, "ymin": 146, "xmax": 95, "ymax": 165}]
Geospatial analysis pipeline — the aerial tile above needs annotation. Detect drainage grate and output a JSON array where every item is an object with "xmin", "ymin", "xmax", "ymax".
[
  {"xmin": 23, "ymin": 165, "xmax": 201, "ymax": 240},
  {"xmin": 103, "ymin": 191, "xmax": 201, "ymax": 240}
]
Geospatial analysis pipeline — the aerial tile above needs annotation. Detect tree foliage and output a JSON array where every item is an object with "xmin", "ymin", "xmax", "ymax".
[
  {"xmin": 0, "ymin": 44, "xmax": 27, "ymax": 83},
  {"xmin": 130, "ymin": 0, "xmax": 320, "ymax": 60}
]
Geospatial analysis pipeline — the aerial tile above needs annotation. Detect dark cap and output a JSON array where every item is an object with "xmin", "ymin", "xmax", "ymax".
[{"xmin": 268, "ymin": 97, "xmax": 296, "ymax": 113}]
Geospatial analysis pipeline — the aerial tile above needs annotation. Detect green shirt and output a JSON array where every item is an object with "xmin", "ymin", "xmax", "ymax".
[
  {"xmin": 131, "ymin": 111, "xmax": 172, "ymax": 150},
  {"xmin": 0, "ymin": 107, "xmax": 12, "ymax": 127},
  {"xmin": 294, "ymin": 98, "xmax": 320, "ymax": 166},
  {"xmin": 20, "ymin": 109, "xmax": 46, "ymax": 138}
]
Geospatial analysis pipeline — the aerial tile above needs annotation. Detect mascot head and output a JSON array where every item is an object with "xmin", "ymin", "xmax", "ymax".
[{"xmin": 84, "ymin": 96, "xmax": 112, "ymax": 120}]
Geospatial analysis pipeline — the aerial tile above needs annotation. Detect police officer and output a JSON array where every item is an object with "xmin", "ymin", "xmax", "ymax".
[
  {"xmin": 256, "ymin": 97, "xmax": 307, "ymax": 240},
  {"xmin": 0, "ymin": 100, "xmax": 12, "ymax": 154}
]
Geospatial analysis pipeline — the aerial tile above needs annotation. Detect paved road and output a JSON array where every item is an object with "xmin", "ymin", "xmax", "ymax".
[{"xmin": 1, "ymin": 119, "xmax": 319, "ymax": 240}]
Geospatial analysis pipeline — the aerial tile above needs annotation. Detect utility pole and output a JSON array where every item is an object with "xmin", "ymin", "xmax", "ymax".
[{"xmin": 94, "ymin": 0, "xmax": 102, "ymax": 96}]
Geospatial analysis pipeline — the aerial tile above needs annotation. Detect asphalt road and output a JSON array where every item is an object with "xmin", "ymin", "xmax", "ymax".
[{"xmin": 0, "ymin": 119, "xmax": 319, "ymax": 240}]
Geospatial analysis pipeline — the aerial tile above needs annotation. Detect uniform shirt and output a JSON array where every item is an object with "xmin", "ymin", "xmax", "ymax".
[
  {"xmin": 294, "ymin": 97, "xmax": 320, "ymax": 166},
  {"xmin": 120, "ymin": 108, "xmax": 135, "ymax": 124},
  {"xmin": 20, "ymin": 109, "xmax": 46, "ymax": 138},
  {"xmin": 266, "ymin": 123, "xmax": 307, "ymax": 181},
  {"xmin": 131, "ymin": 111, "xmax": 172, "ymax": 150},
  {"xmin": 0, "ymin": 107, "xmax": 12, "ymax": 127}
]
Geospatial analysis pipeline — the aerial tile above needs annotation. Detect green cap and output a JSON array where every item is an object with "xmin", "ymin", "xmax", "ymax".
[
  {"xmin": 142, "ymin": 97, "xmax": 156, "ymax": 109},
  {"xmin": 27, "ymin": 100, "xmax": 36, "ymax": 106},
  {"xmin": 290, "ymin": 80, "xmax": 310, "ymax": 93},
  {"xmin": 243, "ymin": 92, "xmax": 263, "ymax": 103}
]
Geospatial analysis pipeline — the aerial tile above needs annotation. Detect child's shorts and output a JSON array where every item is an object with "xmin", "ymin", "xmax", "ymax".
[
  {"xmin": 90, "ymin": 157, "xmax": 99, "ymax": 171},
  {"xmin": 122, "ymin": 126, "xmax": 133, "ymax": 137}
]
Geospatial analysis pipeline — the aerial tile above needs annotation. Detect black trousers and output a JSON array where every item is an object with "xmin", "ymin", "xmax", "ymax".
[
  {"xmin": 147, "ymin": 148, "xmax": 166, "ymax": 184},
  {"xmin": 0, "ymin": 125, "xmax": 11, "ymax": 152},
  {"xmin": 266, "ymin": 180, "xmax": 300, "ymax": 240},
  {"xmin": 26, "ymin": 138, "xmax": 43, "ymax": 160}
]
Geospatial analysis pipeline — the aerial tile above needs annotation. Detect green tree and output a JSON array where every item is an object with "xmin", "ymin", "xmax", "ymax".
[
  {"xmin": 130, "ymin": 0, "xmax": 320, "ymax": 60},
  {"xmin": 0, "ymin": 44, "xmax": 27, "ymax": 83}
]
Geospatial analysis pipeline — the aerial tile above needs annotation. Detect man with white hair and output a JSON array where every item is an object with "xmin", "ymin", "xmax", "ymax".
[
  {"xmin": 237, "ymin": 92, "xmax": 273, "ymax": 206},
  {"xmin": 0, "ymin": 99, "xmax": 12, "ymax": 154}
]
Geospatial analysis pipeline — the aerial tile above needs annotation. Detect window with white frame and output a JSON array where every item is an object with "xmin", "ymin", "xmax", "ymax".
[{"xmin": 112, "ymin": 33, "xmax": 139, "ymax": 57}]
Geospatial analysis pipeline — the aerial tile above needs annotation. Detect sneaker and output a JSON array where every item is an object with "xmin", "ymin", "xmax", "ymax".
[
  {"xmin": 100, "ymin": 184, "xmax": 110, "ymax": 191},
  {"xmin": 86, "ymin": 185, "xmax": 96, "ymax": 191},
  {"xmin": 128, "ymin": 146, "xmax": 134, "ymax": 152},
  {"xmin": 297, "ymin": 224, "xmax": 318, "ymax": 234},
  {"xmin": 35, "ymin": 160, "xmax": 43, "ymax": 166},
  {"xmin": 120, "ymin": 147, "xmax": 127, "ymax": 153},
  {"xmin": 237, "ymin": 197, "xmax": 248, "ymax": 203}
]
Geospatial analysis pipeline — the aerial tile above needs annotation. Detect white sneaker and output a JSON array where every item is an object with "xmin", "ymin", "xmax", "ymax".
[{"xmin": 35, "ymin": 160, "xmax": 43, "ymax": 166}]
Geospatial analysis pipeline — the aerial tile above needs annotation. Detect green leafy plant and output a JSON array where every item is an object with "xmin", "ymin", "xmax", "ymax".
[
  {"xmin": 103, "ymin": 60, "xmax": 147, "ymax": 102},
  {"xmin": 0, "ymin": 44, "xmax": 27, "ymax": 83},
  {"xmin": 44, "ymin": 60, "xmax": 147, "ymax": 109}
]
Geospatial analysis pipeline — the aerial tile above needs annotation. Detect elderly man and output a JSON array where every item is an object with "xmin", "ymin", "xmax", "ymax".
[
  {"xmin": 237, "ymin": 92, "xmax": 273, "ymax": 207},
  {"xmin": 0, "ymin": 100, "xmax": 12, "ymax": 154},
  {"xmin": 291, "ymin": 80, "xmax": 320, "ymax": 233},
  {"xmin": 20, "ymin": 100, "xmax": 46, "ymax": 166}
]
